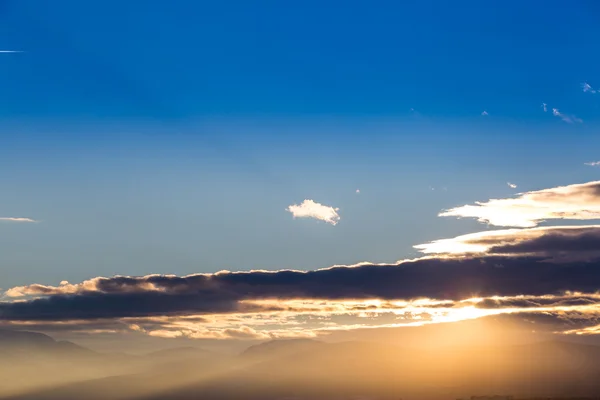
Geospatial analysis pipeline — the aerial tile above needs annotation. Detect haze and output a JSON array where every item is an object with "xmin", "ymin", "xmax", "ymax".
[{"xmin": 2, "ymin": 0, "xmax": 600, "ymax": 399}]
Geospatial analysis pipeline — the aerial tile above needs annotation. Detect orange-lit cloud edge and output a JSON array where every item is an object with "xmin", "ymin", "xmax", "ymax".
[{"xmin": 5, "ymin": 181, "xmax": 600, "ymax": 340}]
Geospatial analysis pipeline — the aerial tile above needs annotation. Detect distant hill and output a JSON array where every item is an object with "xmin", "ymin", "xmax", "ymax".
[
  {"xmin": 0, "ymin": 330, "xmax": 95, "ymax": 358},
  {"xmin": 144, "ymin": 346, "xmax": 221, "ymax": 367},
  {"xmin": 0, "ymin": 330, "xmax": 138, "ymax": 398},
  {"xmin": 240, "ymin": 339, "xmax": 324, "ymax": 360},
  {"xmin": 146, "ymin": 346, "xmax": 213, "ymax": 358},
  {"xmin": 9, "ymin": 339, "xmax": 600, "ymax": 400},
  {"xmin": 0, "ymin": 330, "xmax": 58, "ymax": 349}
]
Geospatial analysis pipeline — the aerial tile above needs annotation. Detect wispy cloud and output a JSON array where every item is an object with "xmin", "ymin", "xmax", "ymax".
[
  {"xmin": 583, "ymin": 82, "xmax": 597, "ymax": 94},
  {"xmin": 356, "ymin": 189, "xmax": 360, "ymax": 194},
  {"xmin": 0, "ymin": 217, "xmax": 37, "ymax": 223},
  {"xmin": 542, "ymin": 103, "xmax": 548, "ymax": 112},
  {"xmin": 481, "ymin": 111, "xmax": 488, "ymax": 116},
  {"xmin": 507, "ymin": 182, "xmax": 517, "ymax": 189},
  {"xmin": 552, "ymin": 108, "xmax": 582, "ymax": 124},
  {"xmin": 585, "ymin": 161, "xmax": 600, "ymax": 167},
  {"xmin": 287, "ymin": 199, "xmax": 340, "ymax": 225},
  {"xmin": 439, "ymin": 180, "xmax": 600, "ymax": 228},
  {"xmin": 0, "ymin": 50, "xmax": 23, "ymax": 53},
  {"xmin": 415, "ymin": 224, "xmax": 600, "ymax": 261}
]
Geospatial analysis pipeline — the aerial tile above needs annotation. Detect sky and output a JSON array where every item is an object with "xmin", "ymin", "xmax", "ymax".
[{"xmin": 3, "ymin": 0, "xmax": 600, "ymax": 345}]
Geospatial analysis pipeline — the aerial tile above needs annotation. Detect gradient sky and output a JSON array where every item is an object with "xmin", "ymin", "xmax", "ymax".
[{"xmin": 2, "ymin": 0, "xmax": 600, "ymax": 294}]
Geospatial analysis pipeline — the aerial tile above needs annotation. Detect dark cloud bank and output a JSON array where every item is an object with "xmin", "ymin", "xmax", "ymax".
[
  {"xmin": 4, "ymin": 223, "xmax": 600, "ymax": 323},
  {"xmin": 3, "ymin": 256, "xmax": 600, "ymax": 321}
]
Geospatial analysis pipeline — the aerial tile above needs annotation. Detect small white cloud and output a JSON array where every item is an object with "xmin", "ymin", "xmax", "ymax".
[
  {"xmin": 356, "ymin": 189, "xmax": 360, "ymax": 194},
  {"xmin": 481, "ymin": 111, "xmax": 488, "ymax": 116},
  {"xmin": 287, "ymin": 199, "xmax": 340, "ymax": 226},
  {"xmin": 583, "ymin": 82, "xmax": 597, "ymax": 94},
  {"xmin": 0, "ymin": 217, "xmax": 36, "ymax": 223},
  {"xmin": 59, "ymin": 281, "xmax": 69, "ymax": 286},
  {"xmin": 585, "ymin": 161, "xmax": 600, "ymax": 167},
  {"xmin": 552, "ymin": 108, "xmax": 582, "ymax": 124},
  {"xmin": 542, "ymin": 103, "xmax": 547, "ymax": 112},
  {"xmin": 507, "ymin": 182, "xmax": 517, "ymax": 189}
]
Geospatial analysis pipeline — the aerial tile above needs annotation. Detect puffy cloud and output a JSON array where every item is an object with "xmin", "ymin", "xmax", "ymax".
[
  {"xmin": 507, "ymin": 182, "xmax": 517, "ymax": 189},
  {"xmin": 439, "ymin": 180, "xmax": 600, "ymax": 228},
  {"xmin": 0, "ymin": 217, "xmax": 36, "ymax": 223},
  {"xmin": 287, "ymin": 199, "xmax": 340, "ymax": 225}
]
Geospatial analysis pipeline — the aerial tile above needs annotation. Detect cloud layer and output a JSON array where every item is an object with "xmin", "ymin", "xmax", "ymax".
[
  {"xmin": 5, "ymin": 252, "xmax": 600, "ymax": 319},
  {"xmin": 287, "ymin": 199, "xmax": 340, "ymax": 225},
  {"xmin": 6, "ymin": 180, "xmax": 600, "ymax": 340},
  {"xmin": 440, "ymin": 180, "xmax": 600, "ymax": 228}
]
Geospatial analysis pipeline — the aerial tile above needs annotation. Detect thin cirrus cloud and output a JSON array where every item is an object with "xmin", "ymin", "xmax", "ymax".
[
  {"xmin": 552, "ymin": 108, "xmax": 582, "ymax": 124},
  {"xmin": 439, "ymin": 180, "xmax": 600, "ymax": 228},
  {"xmin": 542, "ymin": 103, "xmax": 548, "ymax": 112},
  {"xmin": 583, "ymin": 82, "xmax": 597, "ymax": 94},
  {"xmin": 287, "ymin": 199, "xmax": 340, "ymax": 225},
  {"xmin": 585, "ymin": 161, "xmax": 600, "ymax": 167},
  {"xmin": 0, "ymin": 217, "xmax": 37, "ymax": 223},
  {"xmin": 507, "ymin": 182, "xmax": 517, "ymax": 189}
]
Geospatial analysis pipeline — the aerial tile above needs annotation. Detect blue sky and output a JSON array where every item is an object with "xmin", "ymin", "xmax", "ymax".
[{"xmin": 1, "ymin": 0, "xmax": 600, "ymax": 288}]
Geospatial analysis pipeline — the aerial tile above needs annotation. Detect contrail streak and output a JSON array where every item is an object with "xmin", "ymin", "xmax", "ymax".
[{"xmin": 0, "ymin": 217, "xmax": 37, "ymax": 222}]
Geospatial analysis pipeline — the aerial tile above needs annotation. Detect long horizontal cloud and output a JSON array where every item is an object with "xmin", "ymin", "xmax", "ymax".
[
  {"xmin": 5, "ymin": 253, "xmax": 600, "ymax": 322},
  {"xmin": 440, "ymin": 180, "xmax": 600, "ymax": 227}
]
